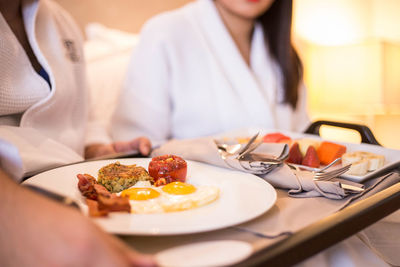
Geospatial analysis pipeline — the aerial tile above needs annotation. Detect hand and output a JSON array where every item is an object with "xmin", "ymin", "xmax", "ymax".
[
  {"xmin": 85, "ymin": 137, "xmax": 152, "ymax": 159},
  {"xmin": 0, "ymin": 169, "xmax": 157, "ymax": 267}
]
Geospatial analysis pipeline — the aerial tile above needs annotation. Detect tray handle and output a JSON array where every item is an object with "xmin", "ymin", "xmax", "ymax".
[{"xmin": 304, "ymin": 120, "xmax": 381, "ymax": 146}]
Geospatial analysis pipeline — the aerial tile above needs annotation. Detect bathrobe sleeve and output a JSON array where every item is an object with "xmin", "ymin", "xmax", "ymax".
[
  {"xmin": 0, "ymin": 139, "xmax": 23, "ymax": 182},
  {"xmin": 111, "ymin": 18, "xmax": 172, "ymax": 144}
]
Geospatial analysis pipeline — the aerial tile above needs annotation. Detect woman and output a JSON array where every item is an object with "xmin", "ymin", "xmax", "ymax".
[
  {"xmin": 111, "ymin": 0, "xmax": 309, "ymax": 144},
  {"xmin": 0, "ymin": 0, "xmax": 155, "ymax": 265}
]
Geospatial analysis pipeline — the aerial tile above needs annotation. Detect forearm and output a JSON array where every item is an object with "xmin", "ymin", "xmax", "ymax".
[
  {"xmin": 0, "ymin": 168, "xmax": 85, "ymax": 266},
  {"xmin": 0, "ymin": 168, "xmax": 23, "ymax": 214},
  {"xmin": 0, "ymin": 169, "xmax": 40, "ymax": 265}
]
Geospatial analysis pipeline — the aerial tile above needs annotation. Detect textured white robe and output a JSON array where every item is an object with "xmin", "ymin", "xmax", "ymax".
[
  {"xmin": 111, "ymin": 0, "xmax": 310, "ymax": 144},
  {"xmin": 0, "ymin": 0, "xmax": 88, "ymax": 178}
]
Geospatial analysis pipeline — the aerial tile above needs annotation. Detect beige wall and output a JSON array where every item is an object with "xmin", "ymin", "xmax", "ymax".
[{"xmin": 54, "ymin": 0, "xmax": 192, "ymax": 35}]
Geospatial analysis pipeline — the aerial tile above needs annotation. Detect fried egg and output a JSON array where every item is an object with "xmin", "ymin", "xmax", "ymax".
[{"xmin": 120, "ymin": 181, "xmax": 219, "ymax": 214}]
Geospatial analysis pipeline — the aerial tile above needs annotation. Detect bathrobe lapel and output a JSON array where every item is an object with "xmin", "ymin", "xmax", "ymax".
[
  {"xmin": 20, "ymin": 0, "xmax": 87, "ymax": 154},
  {"xmin": 187, "ymin": 0, "xmax": 277, "ymax": 129}
]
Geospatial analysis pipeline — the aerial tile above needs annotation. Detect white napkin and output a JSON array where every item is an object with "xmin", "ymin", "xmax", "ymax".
[{"xmin": 152, "ymin": 137, "xmax": 361, "ymax": 199}]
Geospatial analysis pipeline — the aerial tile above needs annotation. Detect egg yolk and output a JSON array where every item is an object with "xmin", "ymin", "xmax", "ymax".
[
  {"xmin": 121, "ymin": 188, "xmax": 160, "ymax": 200},
  {"xmin": 162, "ymin": 182, "xmax": 196, "ymax": 195}
]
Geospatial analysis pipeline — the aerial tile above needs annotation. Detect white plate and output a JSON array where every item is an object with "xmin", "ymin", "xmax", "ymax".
[
  {"xmin": 216, "ymin": 128, "xmax": 400, "ymax": 183},
  {"xmin": 336, "ymin": 142, "xmax": 400, "ymax": 182},
  {"xmin": 23, "ymin": 158, "xmax": 276, "ymax": 236}
]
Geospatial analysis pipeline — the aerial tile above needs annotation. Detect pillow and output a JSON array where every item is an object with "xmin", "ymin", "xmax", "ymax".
[
  {"xmin": 84, "ymin": 23, "xmax": 139, "ymax": 144},
  {"xmin": 84, "ymin": 22, "xmax": 139, "ymax": 61}
]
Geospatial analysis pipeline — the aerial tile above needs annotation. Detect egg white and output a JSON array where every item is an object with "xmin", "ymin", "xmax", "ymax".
[{"xmin": 122, "ymin": 181, "xmax": 219, "ymax": 214}]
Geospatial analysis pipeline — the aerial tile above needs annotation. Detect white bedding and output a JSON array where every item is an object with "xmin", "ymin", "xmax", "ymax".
[{"xmin": 84, "ymin": 23, "xmax": 139, "ymax": 144}]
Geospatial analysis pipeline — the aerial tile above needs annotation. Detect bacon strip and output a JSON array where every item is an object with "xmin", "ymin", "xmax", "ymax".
[
  {"xmin": 87, "ymin": 199, "xmax": 108, "ymax": 217},
  {"xmin": 97, "ymin": 195, "xmax": 131, "ymax": 213},
  {"xmin": 77, "ymin": 174, "xmax": 98, "ymax": 200},
  {"xmin": 77, "ymin": 173, "xmax": 131, "ymax": 216}
]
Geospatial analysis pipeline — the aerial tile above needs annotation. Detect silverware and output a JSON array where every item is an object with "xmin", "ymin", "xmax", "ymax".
[
  {"xmin": 340, "ymin": 182, "xmax": 365, "ymax": 193},
  {"xmin": 240, "ymin": 153, "xmax": 282, "ymax": 163},
  {"xmin": 24, "ymin": 184, "xmax": 81, "ymax": 210},
  {"xmin": 216, "ymin": 133, "xmax": 288, "ymax": 175},
  {"xmin": 237, "ymin": 132, "xmax": 260, "ymax": 159},
  {"xmin": 313, "ymin": 164, "xmax": 352, "ymax": 181},
  {"xmin": 216, "ymin": 143, "xmax": 242, "ymax": 155},
  {"xmin": 287, "ymin": 157, "xmax": 342, "ymax": 173}
]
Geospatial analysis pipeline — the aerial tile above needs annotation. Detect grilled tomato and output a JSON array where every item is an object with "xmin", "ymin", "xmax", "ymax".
[{"xmin": 148, "ymin": 155, "xmax": 187, "ymax": 186}]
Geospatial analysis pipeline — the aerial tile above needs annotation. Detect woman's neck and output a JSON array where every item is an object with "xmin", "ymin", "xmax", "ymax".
[{"xmin": 214, "ymin": 1, "xmax": 255, "ymax": 66}]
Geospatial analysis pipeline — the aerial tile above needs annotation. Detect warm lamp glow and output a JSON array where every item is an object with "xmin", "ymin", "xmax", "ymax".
[
  {"xmin": 302, "ymin": 41, "xmax": 388, "ymax": 115},
  {"xmin": 293, "ymin": 0, "xmax": 372, "ymax": 46},
  {"xmin": 293, "ymin": 0, "xmax": 400, "ymax": 148}
]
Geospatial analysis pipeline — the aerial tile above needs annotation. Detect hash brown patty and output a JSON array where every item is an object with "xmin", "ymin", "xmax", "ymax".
[{"xmin": 97, "ymin": 162, "xmax": 153, "ymax": 193}]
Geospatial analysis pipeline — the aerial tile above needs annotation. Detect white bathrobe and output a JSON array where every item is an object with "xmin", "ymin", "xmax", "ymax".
[
  {"xmin": 111, "ymin": 0, "xmax": 310, "ymax": 144},
  {"xmin": 0, "ymin": 0, "xmax": 88, "ymax": 178}
]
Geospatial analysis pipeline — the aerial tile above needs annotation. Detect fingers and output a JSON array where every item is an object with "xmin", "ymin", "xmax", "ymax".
[
  {"xmin": 123, "ymin": 245, "xmax": 157, "ymax": 267},
  {"xmin": 112, "ymin": 141, "xmax": 133, "ymax": 153},
  {"xmin": 137, "ymin": 137, "xmax": 151, "ymax": 156},
  {"xmin": 85, "ymin": 144, "xmax": 115, "ymax": 159},
  {"xmin": 104, "ymin": 232, "xmax": 157, "ymax": 267},
  {"xmin": 113, "ymin": 137, "xmax": 151, "ymax": 156},
  {"xmin": 127, "ymin": 252, "xmax": 157, "ymax": 267}
]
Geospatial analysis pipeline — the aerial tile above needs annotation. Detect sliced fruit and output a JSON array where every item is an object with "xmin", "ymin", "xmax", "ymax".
[
  {"xmin": 346, "ymin": 159, "xmax": 369, "ymax": 175},
  {"xmin": 342, "ymin": 151, "xmax": 385, "ymax": 174},
  {"xmin": 263, "ymin": 132, "xmax": 291, "ymax": 143},
  {"xmin": 301, "ymin": 146, "xmax": 320, "ymax": 168},
  {"xmin": 317, "ymin": 141, "xmax": 347, "ymax": 165},
  {"xmin": 286, "ymin": 142, "xmax": 303, "ymax": 164},
  {"xmin": 296, "ymin": 138, "xmax": 321, "ymax": 157}
]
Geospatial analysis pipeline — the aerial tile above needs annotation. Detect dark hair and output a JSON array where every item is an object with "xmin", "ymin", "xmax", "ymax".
[{"xmin": 258, "ymin": 0, "xmax": 302, "ymax": 109}]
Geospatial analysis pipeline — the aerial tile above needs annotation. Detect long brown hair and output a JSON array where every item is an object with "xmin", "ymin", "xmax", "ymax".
[{"xmin": 258, "ymin": 0, "xmax": 302, "ymax": 109}]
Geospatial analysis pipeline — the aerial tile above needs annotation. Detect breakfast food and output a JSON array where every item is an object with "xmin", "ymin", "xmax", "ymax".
[
  {"xmin": 262, "ymin": 132, "xmax": 291, "ymax": 143},
  {"xmin": 296, "ymin": 138, "xmax": 320, "ymax": 157},
  {"xmin": 148, "ymin": 155, "xmax": 187, "ymax": 186},
  {"xmin": 342, "ymin": 151, "xmax": 385, "ymax": 175},
  {"xmin": 97, "ymin": 162, "xmax": 153, "ymax": 193},
  {"xmin": 76, "ymin": 155, "xmax": 219, "ymax": 216},
  {"xmin": 286, "ymin": 142, "xmax": 303, "ymax": 165},
  {"xmin": 317, "ymin": 141, "xmax": 347, "ymax": 165},
  {"xmin": 77, "ymin": 173, "xmax": 98, "ymax": 200},
  {"xmin": 301, "ymin": 146, "xmax": 320, "ymax": 168},
  {"xmin": 77, "ymin": 173, "xmax": 131, "ymax": 216},
  {"xmin": 286, "ymin": 139, "xmax": 348, "ymax": 168},
  {"xmin": 120, "ymin": 181, "xmax": 219, "ymax": 214}
]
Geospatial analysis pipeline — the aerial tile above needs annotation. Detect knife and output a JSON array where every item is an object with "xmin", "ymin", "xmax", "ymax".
[
  {"xmin": 340, "ymin": 182, "xmax": 365, "ymax": 193},
  {"xmin": 24, "ymin": 184, "xmax": 81, "ymax": 210}
]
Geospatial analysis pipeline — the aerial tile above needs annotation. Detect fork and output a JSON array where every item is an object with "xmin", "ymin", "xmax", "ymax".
[
  {"xmin": 237, "ymin": 132, "xmax": 260, "ymax": 159},
  {"xmin": 313, "ymin": 164, "xmax": 352, "ymax": 181},
  {"xmin": 216, "ymin": 132, "xmax": 260, "ymax": 158},
  {"xmin": 217, "ymin": 143, "xmax": 242, "ymax": 155},
  {"xmin": 240, "ymin": 143, "xmax": 289, "ymax": 163},
  {"xmin": 287, "ymin": 157, "xmax": 342, "ymax": 173}
]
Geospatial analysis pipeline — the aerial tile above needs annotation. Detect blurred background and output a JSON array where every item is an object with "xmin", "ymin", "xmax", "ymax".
[{"xmin": 55, "ymin": 0, "xmax": 400, "ymax": 149}]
